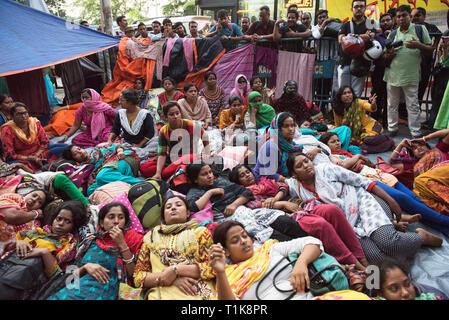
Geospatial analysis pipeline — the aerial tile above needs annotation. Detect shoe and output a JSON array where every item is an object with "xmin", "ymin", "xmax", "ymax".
[{"xmin": 387, "ymin": 130, "xmax": 398, "ymax": 138}]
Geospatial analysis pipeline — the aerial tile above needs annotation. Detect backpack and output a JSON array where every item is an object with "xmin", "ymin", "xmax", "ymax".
[
  {"xmin": 168, "ymin": 165, "xmax": 191, "ymax": 195},
  {"xmin": 127, "ymin": 178, "xmax": 169, "ymax": 230}
]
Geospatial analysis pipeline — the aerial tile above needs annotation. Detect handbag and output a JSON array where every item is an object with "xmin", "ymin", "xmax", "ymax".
[
  {"xmin": 255, "ymin": 252, "xmax": 349, "ymax": 299},
  {"xmin": 376, "ymin": 156, "xmax": 403, "ymax": 176}
]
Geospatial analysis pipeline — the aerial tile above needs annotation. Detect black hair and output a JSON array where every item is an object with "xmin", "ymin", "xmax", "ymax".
[
  {"xmin": 138, "ymin": 22, "xmax": 146, "ymax": 28},
  {"xmin": 260, "ymin": 5, "xmax": 270, "ymax": 13},
  {"xmin": 81, "ymin": 88, "xmax": 92, "ymax": 97},
  {"xmin": 213, "ymin": 220, "xmax": 247, "ymax": 248},
  {"xmin": 135, "ymin": 77, "xmax": 146, "ymax": 87},
  {"xmin": 380, "ymin": 13, "xmax": 392, "ymax": 21},
  {"xmin": 377, "ymin": 258, "xmax": 411, "ymax": 293},
  {"xmin": 286, "ymin": 151, "xmax": 309, "ymax": 176},
  {"xmin": 162, "ymin": 18, "xmax": 172, "ymax": 26},
  {"xmin": 297, "ymin": 118, "xmax": 312, "ymax": 127},
  {"xmin": 316, "ymin": 9, "xmax": 328, "ymax": 17},
  {"xmin": 121, "ymin": 88, "xmax": 139, "ymax": 105},
  {"xmin": 229, "ymin": 164, "xmax": 252, "ymax": 185},
  {"xmin": 228, "ymin": 94, "xmax": 243, "ymax": 106},
  {"xmin": 48, "ymin": 200, "xmax": 88, "ymax": 234},
  {"xmin": 388, "ymin": 8, "xmax": 397, "ymax": 17},
  {"xmin": 242, "ymin": 16, "xmax": 250, "ymax": 21},
  {"xmin": 116, "ymin": 15, "xmax": 126, "ymax": 25},
  {"xmin": 186, "ymin": 162, "xmax": 208, "ymax": 185},
  {"xmin": 0, "ymin": 94, "xmax": 10, "ymax": 105},
  {"xmin": 397, "ymin": 4, "xmax": 412, "ymax": 14},
  {"xmin": 288, "ymin": 4, "xmax": 298, "ymax": 10},
  {"xmin": 162, "ymin": 76, "xmax": 176, "ymax": 87},
  {"xmin": 162, "ymin": 101, "xmax": 181, "ymax": 117},
  {"xmin": 318, "ymin": 131, "xmax": 339, "ymax": 146},
  {"xmin": 152, "ymin": 20, "xmax": 161, "ymax": 26},
  {"xmin": 332, "ymin": 85, "xmax": 356, "ymax": 116},
  {"xmin": 183, "ymin": 83, "xmax": 198, "ymax": 93},
  {"xmin": 25, "ymin": 188, "xmax": 53, "ymax": 210},
  {"xmin": 189, "ymin": 20, "xmax": 198, "ymax": 27},
  {"xmin": 204, "ymin": 71, "xmax": 217, "ymax": 81},
  {"xmin": 62, "ymin": 145, "xmax": 76, "ymax": 162},
  {"xmin": 98, "ymin": 202, "xmax": 130, "ymax": 229},
  {"xmin": 80, "ymin": 20, "xmax": 88, "ymax": 25},
  {"xmin": 416, "ymin": 7, "xmax": 426, "ymax": 16},
  {"xmin": 161, "ymin": 195, "xmax": 190, "ymax": 224},
  {"xmin": 9, "ymin": 102, "xmax": 28, "ymax": 117},
  {"xmin": 287, "ymin": 9, "xmax": 299, "ymax": 19},
  {"xmin": 278, "ymin": 112, "xmax": 295, "ymax": 128},
  {"xmin": 352, "ymin": 0, "xmax": 366, "ymax": 6},
  {"xmin": 217, "ymin": 9, "xmax": 229, "ymax": 19},
  {"xmin": 250, "ymin": 75, "xmax": 262, "ymax": 87}
]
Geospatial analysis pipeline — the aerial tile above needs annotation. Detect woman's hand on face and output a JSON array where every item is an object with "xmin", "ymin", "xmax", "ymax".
[
  {"xmin": 306, "ymin": 147, "xmax": 321, "ymax": 160},
  {"xmin": 173, "ymin": 277, "xmax": 198, "ymax": 296},
  {"xmin": 369, "ymin": 93, "xmax": 377, "ymax": 105},
  {"xmin": 224, "ymin": 203, "xmax": 238, "ymax": 217},
  {"xmin": 84, "ymin": 263, "xmax": 110, "ymax": 284},
  {"xmin": 209, "ymin": 244, "xmax": 226, "ymax": 274},
  {"xmin": 262, "ymin": 197, "xmax": 276, "ymax": 209},
  {"xmin": 108, "ymin": 225, "xmax": 126, "ymax": 248},
  {"xmin": 291, "ymin": 261, "xmax": 310, "ymax": 294},
  {"xmin": 16, "ymin": 240, "xmax": 32, "ymax": 257}
]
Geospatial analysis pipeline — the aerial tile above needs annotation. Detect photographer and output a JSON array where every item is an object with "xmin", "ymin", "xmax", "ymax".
[{"xmin": 383, "ymin": 4, "xmax": 434, "ymax": 139}]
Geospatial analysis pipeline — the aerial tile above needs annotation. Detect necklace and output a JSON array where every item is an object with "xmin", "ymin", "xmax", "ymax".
[{"xmin": 201, "ymin": 86, "xmax": 222, "ymax": 101}]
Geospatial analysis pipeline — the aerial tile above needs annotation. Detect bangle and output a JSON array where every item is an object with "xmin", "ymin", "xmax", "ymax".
[
  {"xmin": 422, "ymin": 136, "xmax": 427, "ymax": 142},
  {"xmin": 392, "ymin": 150, "xmax": 400, "ymax": 154},
  {"xmin": 32, "ymin": 210, "xmax": 39, "ymax": 220},
  {"xmin": 120, "ymin": 247, "xmax": 130, "ymax": 254},
  {"xmin": 122, "ymin": 254, "xmax": 135, "ymax": 264}
]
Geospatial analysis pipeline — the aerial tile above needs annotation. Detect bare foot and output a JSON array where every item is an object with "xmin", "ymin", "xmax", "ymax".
[
  {"xmin": 358, "ymin": 258, "xmax": 369, "ymax": 267},
  {"xmin": 401, "ymin": 214, "xmax": 422, "ymax": 223},
  {"xmin": 394, "ymin": 221, "xmax": 409, "ymax": 232},
  {"xmin": 416, "ymin": 228, "xmax": 443, "ymax": 247},
  {"xmin": 354, "ymin": 261, "xmax": 366, "ymax": 271}
]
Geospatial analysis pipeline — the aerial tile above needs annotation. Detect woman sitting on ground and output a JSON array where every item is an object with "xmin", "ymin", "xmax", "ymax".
[
  {"xmin": 48, "ymin": 202, "xmax": 143, "ymax": 300},
  {"xmin": 1, "ymin": 103, "xmax": 68, "ymax": 171},
  {"xmin": 319, "ymin": 131, "xmax": 449, "ymax": 235},
  {"xmin": 286, "ymin": 152, "xmax": 443, "ymax": 265},
  {"xmin": 199, "ymin": 71, "xmax": 226, "ymax": 125},
  {"xmin": 230, "ymin": 74, "xmax": 250, "ymax": 105},
  {"xmin": 230, "ymin": 164, "xmax": 368, "ymax": 270},
  {"xmin": 140, "ymin": 102, "xmax": 210, "ymax": 179},
  {"xmin": 134, "ymin": 78, "xmax": 148, "ymax": 109},
  {"xmin": 177, "ymin": 83, "xmax": 212, "ymax": 129},
  {"xmin": 0, "ymin": 188, "xmax": 52, "ymax": 253},
  {"xmin": 332, "ymin": 86, "xmax": 394, "ymax": 154},
  {"xmin": 273, "ymin": 80, "xmax": 311, "ymax": 125},
  {"xmin": 186, "ymin": 162, "xmax": 307, "ymax": 246},
  {"xmin": 249, "ymin": 76, "xmax": 275, "ymax": 106},
  {"xmin": 133, "ymin": 196, "xmax": 217, "ymax": 300},
  {"xmin": 62, "ymin": 143, "xmax": 141, "ymax": 196},
  {"xmin": 59, "ymin": 88, "xmax": 116, "ymax": 148},
  {"xmin": 376, "ymin": 259, "xmax": 448, "ymax": 300},
  {"xmin": 246, "ymin": 91, "xmax": 276, "ymax": 129},
  {"xmin": 157, "ymin": 77, "xmax": 184, "ymax": 124},
  {"xmin": 0, "ymin": 94, "xmax": 12, "ymax": 127},
  {"xmin": 218, "ymin": 95, "xmax": 246, "ymax": 131},
  {"xmin": 103, "ymin": 88, "xmax": 155, "ymax": 162},
  {"xmin": 209, "ymin": 220, "xmax": 323, "ymax": 300},
  {"xmin": 0, "ymin": 200, "xmax": 88, "ymax": 300}
]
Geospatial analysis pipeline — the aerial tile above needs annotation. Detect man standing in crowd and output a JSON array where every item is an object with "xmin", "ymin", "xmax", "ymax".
[
  {"xmin": 241, "ymin": 16, "xmax": 250, "ymax": 34},
  {"xmin": 337, "ymin": 0, "xmax": 376, "ymax": 97},
  {"xmin": 162, "ymin": 18, "xmax": 179, "ymax": 39},
  {"xmin": 273, "ymin": 9, "xmax": 311, "ymax": 52},
  {"xmin": 371, "ymin": 12, "xmax": 394, "ymax": 128},
  {"xmin": 80, "ymin": 20, "xmax": 89, "ymax": 27},
  {"xmin": 246, "ymin": 6, "xmax": 275, "ymax": 43},
  {"xmin": 383, "ymin": 5, "xmax": 434, "ymax": 138},
  {"xmin": 174, "ymin": 22, "xmax": 187, "ymax": 38},
  {"xmin": 206, "ymin": 9, "xmax": 246, "ymax": 52},
  {"xmin": 152, "ymin": 21, "xmax": 162, "ymax": 36},
  {"xmin": 137, "ymin": 22, "xmax": 148, "ymax": 38},
  {"xmin": 187, "ymin": 21, "xmax": 204, "ymax": 39},
  {"xmin": 412, "ymin": 7, "xmax": 442, "ymax": 110},
  {"xmin": 114, "ymin": 15, "xmax": 128, "ymax": 38}
]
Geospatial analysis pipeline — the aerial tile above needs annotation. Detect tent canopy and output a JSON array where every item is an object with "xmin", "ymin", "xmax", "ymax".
[{"xmin": 0, "ymin": 0, "xmax": 119, "ymax": 77}]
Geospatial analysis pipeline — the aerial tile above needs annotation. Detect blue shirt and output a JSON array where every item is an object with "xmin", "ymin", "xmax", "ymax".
[{"xmin": 209, "ymin": 23, "xmax": 243, "ymax": 51}]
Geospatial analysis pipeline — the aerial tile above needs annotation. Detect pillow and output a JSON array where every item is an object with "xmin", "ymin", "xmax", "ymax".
[
  {"xmin": 218, "ymin": 146, "xmax": 248, "ymax": 171},
  {"xmin": 89, "ymin": 181, "xmax": 131, "ymax": 205},
  {"xmin": 165, "ymin": 189, "xmax": 213, "ymax": 225},
  {"xmin": 98, "ymin": 192, "xmax": 144, "ymax": 235}
]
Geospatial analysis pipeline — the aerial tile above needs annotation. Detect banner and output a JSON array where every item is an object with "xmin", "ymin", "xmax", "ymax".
[{"xmin": 324, "ymin": 0, "xmax": 449, "ymax": 23}]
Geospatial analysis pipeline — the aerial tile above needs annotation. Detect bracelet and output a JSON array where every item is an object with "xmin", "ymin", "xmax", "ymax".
[
  {"xmin": 122, "ymin": 254, "xmax": 135, "ymax": 264},
  {"xmin": 32, "ymin": 210, "xmax": 39, "ymax": 220},
  {"xmin": 120, "ymin": 247, "xmax": 130, "ymax": 254},
  {"xmin": 172, "ymin": 265, "xmax": 179, "ymax": 277},
  {"xmin": 392, "ymin": 150, "xmax": 400, "ymax": 154},
  {"xmin": 422, "ymin": 136, "xmax": 427, "ymax": 142}
]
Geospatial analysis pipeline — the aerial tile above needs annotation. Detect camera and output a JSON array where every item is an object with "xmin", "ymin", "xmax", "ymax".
[{"xmin": 385, "ymin": 39, "xmax": 403, "ymax": 50}]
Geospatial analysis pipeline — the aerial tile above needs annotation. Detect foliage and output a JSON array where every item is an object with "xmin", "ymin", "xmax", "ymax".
[
  {"xmin": 14, "ymin": 0, "xmax": 67, "ymax": 18},
  {"xmin": 72, "ymin": 0, "xmax": 146, "ymax": 25}
]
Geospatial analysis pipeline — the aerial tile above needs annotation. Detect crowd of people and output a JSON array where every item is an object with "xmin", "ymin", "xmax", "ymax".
[{"xmin": 0, "ymin": 0, "xmax": 449, "ymax": 301}]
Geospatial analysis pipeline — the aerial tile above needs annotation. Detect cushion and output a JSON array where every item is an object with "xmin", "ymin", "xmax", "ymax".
[
  {"xmin": 98, "ymin": 192, "xmax": 144, "ymax": 235},
  {"xmin": 89, "ymin": 181, "xmax": 131, "ymax": 205},
  {"xmin": 218, "ymin": 146, "xmax": 248, "ymax": 171}
]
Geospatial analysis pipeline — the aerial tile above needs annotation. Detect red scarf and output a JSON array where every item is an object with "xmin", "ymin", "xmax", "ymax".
[{"xmin": 95, "ymin": 228, "xmax": 143, "ymax": 254}]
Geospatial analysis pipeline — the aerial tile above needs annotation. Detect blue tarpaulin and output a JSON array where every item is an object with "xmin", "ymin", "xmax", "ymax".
[{"xmin": 0, "ymin": 0, "xmax": 119, "ymax": 77}]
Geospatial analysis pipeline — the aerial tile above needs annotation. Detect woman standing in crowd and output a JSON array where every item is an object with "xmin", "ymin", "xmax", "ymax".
[
  {"xmin": 133, "ymin": 196, "xmax": 217, "ymax": 300},
  {"xmin": 157, "ymin": 77, "xmax": 184, "ymax": 123},
  {"xmin": 104, "ymin": 89, "xmax": 155, "ymax": 161},
  {"xmin": 48, "ymin": 202, "xmax": 143, "ymax": 300},
  {"xmin": 332, "ymin": 86, "xmax": 395, "ymax": 154},
  {"xmin": 1, "ymin": 103, "xmax": 67, "ymax": 171},
  {"xmin": 199, "ymin": 71, "xmax": 226, "ymax": 125},
  {"xmin": 59, "ymin": 89, "xmax": 116, "ymax": 148},
  {"xmin": 177, "ymin": 84, "xmax": 212, "ymax": 129},
  {"xmin": 287, "ymin": 152, "xmax": 443, "ymax": 264},
  {"xmin": 209, "ymin": 220, "xmax": 323, "ymax": 300},
  {"xmin": 273, "ymin": 80, "xmax": 311, "ymax": 124},
  {"xmin": 140, "ymin": 102, "xmax": 210, "ymax": 179}
]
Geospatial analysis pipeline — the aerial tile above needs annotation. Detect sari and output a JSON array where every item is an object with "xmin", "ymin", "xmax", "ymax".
[
  {"xmin": 177, "ymin": 96, "xmax": 212, "ymax": 126},
  {"xmin": 230, "ymin": 74, "xmax": 250, "ymax": 103},
  {"xmin": 273, "ymin": 80, "xmax": 311, "ymax": 124},
  {"xmin": 247, "ymin": 91, "xmax": 276, "ymax": 129}
]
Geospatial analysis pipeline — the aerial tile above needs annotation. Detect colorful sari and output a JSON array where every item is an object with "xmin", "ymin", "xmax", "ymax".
[{"xmin": 247, "ymin": 91, "xmax": 276, "ymax": 129}]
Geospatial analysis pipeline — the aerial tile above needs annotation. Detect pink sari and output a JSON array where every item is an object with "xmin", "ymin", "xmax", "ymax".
[{"xmin": 83, "ymin": 89, "xmax": 115, "ymax": 140}]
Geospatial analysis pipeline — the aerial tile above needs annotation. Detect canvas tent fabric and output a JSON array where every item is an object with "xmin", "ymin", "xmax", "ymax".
[{"xmin": 0, "ymin": 0, "xmax": 119, "ymax": 77}]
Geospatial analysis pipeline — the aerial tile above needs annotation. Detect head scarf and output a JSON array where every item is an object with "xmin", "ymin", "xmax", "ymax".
[
  {"xmin": 82, "ymin": 88, "xmax": 114, "ymax": 140},
  {"xmin": 341, "ymin": 99, "xmax": 363, "ymax": 145},
  {"xmin": 3, "ymin": 117, "xmax": 39, "ymax": 145},
  {"xmin": 230, "ymin": 74, "xmax": 250, "ymax": 102},
  {"xmin": 247, "ymin": 91, "xmax": 276, "ymax": 128},
  {"xmin": 269, "ymin": 113, "xmax": 303, "ymax": 176},
  {"xmin": 283, "ymin": 80, "xmax": 298, "ymax": 98}
]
